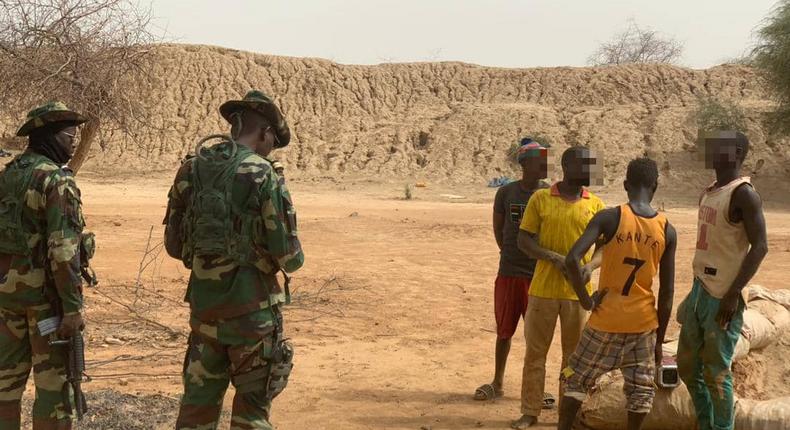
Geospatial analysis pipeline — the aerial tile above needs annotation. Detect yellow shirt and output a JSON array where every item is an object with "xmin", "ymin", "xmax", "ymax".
[
  {"xmin": 588, "ymin": 204, "xmax": 666, "ymax": 333},
  {"xmin": 520, "ymin": 184, "xmax": 605, "ymax": 300}
]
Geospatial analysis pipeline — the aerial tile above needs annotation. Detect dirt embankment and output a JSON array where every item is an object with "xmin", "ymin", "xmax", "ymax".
[{"xmin": 2, "ymin": 44, "xmax": 788, "ymax": 197}]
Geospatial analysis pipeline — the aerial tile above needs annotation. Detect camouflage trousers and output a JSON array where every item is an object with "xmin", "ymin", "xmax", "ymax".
[
  {"xmin": 0, "ymin": 303, "xmax": 72, "ymax": 430},
  {"xmin": 176, "ymin": 307, "xmax": 280, "ymax": 430}
]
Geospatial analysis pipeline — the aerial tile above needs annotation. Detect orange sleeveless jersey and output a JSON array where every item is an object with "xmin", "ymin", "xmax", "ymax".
[{"xmin": 588, "ymin": 204, "xmax": 667, "ymax": 333}]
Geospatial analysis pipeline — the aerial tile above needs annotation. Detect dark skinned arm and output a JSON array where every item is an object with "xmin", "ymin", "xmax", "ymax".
[
  {"xmin": 518, "ymin": 230, "xmax": 566, "ymax": 274},
  {"xmin": 583, "ymin": 239, "xmax": 605, "ymax": 283},
  {"xmin": 717, "ymin": 185, "xmax": 768, "ymax": 328},
  {"xmin": 493, "ymin": 211, "xmax": 505, "ymax": 250},
  {"xmin": 655, "ymin": 222, "xmax": 677, "ymax": 364},
  {"xmin": 563, "ymin": 208, "xmax": 619, "ymax": 310},
  {"xmin": 492, "ymin": 187, "xmax": 506, "ymax": 250}
]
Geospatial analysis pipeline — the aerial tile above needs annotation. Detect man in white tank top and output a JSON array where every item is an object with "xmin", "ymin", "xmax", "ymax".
[{"xmin": 677, "ymin": 131, "xmax": 768, "ymax": 430}]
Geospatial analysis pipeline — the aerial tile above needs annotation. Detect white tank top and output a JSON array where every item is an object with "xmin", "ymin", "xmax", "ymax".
[{"xmin": 692, "ymin": 177, "xmax": 752, "ymax": 298}]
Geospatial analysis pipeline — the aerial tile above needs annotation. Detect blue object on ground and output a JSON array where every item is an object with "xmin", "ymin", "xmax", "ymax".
[{"xmin": 487, "ymin": 176, "xmax": 514, "ymax": 188}]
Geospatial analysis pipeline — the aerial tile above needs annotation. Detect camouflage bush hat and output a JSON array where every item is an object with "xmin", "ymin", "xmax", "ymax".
[
  {"xmin": 16, "ymin": 101, "xmax": 87, "ymax": 137},
  {"xmin": 219, "ymin": 90, "xmax": 291, "ymax": 148}
]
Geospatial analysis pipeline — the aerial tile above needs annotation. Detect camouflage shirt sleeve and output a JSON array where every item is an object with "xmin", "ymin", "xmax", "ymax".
[
  {"xmin": 260, "ymin": 170, "xmax": 304, "ymax": 273},
  {"xmin": 43, "ymin": 169, "xmax": 84, "ymax": 315},
  {"xmin": 164, "ymin": 161, "xmax": 192, "ymax": 261}
]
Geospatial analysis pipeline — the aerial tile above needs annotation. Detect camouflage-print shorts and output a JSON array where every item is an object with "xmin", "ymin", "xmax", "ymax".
[
  {"xmin": 176, "ymin": 308, "xmax": 279, "ymax": 430},
  {"xmin": 561, "ymin": 326, "xmax": 657, "ymax": 414},
  {"xmin": 0, "ymin": 303, "xmax": 72, "ymax": 429}
]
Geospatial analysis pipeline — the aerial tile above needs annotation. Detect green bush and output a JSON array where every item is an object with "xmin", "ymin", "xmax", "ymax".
[
  {"xmin": 754, "ymin": 0, "xmax": 790, "ymax": 134},
  {"xmin": 694, "ymin": 96, "xmax": 748, "ymax": 133}
]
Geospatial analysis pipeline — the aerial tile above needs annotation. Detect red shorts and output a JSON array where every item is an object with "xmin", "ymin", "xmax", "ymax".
[{"xmin": 494, "ymin": 275, "xmax": 531, "ymax": 340}]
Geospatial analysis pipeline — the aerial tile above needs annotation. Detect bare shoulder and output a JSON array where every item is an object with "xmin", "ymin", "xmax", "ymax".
[
  {"xmin": 594, "ymin": 206, "xmax": 619, "ymax": 220},
  {"xmin": 732, "ymin": 182, "xmax": 762, "ymax": 210},
  {"xmin": 664, "ymin": 221, "xmax": 678, "ymax": 243}
]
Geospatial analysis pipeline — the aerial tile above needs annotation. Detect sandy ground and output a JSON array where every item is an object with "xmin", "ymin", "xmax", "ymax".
[{"xmin": 20, "ymin": 175, "xmax": 790, "ymax": 430}]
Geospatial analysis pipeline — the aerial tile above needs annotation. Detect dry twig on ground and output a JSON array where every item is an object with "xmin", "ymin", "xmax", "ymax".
[
  {"xmin": 133, "ymin": 225, "xmax": 164, "ymax": 306},
  {"xmin": 288, "ymin": 275, "xmax": 370, "ymax": 322}
]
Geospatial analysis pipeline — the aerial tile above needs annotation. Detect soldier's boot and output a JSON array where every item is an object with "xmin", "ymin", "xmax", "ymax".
[
  {"xmin": 30, "ymin": 388, "xmax": 72, "ymax": 430},
  {"xmin": 0, "ymin": 400, "xmax": 23, "ymax": 430},
  {"xmin": 0, "ymin": 308, "xmax": 33, "ymax": 430},
  {"xmin": 229, "ymin": 389, "xmax": 273, "ymax": 430},
  {"xmin": 29, "ymin": 306, "xmax": 72, "ymax": 430},
  {"xmin": 175, "ymin": 332, "xmax": 231, "ymax": 430},
  {"xmin": 31, "ymin": 416, "xmax": 71, "ymax": 430}
]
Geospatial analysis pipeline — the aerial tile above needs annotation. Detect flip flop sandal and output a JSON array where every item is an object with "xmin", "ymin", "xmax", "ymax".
[
  {"xmin": 474, "ymin": 383, "xmax": 503, "ymax": 401},
  {"xmin": 542, "ymin": 392, "xmax": 556, "ymax": 409}
]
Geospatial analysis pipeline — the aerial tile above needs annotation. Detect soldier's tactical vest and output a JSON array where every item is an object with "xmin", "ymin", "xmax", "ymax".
[
  {"xmin": 0, "ymin": 155, "xmax": 44, "ymax": 258},
  {"xmin": 181, "ymin": 136, "xmax": 267, "ymax": 269},
  {"xmin": 0, "ymin": 154, "xmax": 97, "ymax": 285}
]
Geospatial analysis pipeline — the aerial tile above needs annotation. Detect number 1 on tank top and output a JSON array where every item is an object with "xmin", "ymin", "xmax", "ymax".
[
  {"xmin": 696, "ymin": 223, "xmax": 709, "ymax": 250},
  {"xmin": 621, "ymin": 257, "xmax": 646, "ymax": 296}
]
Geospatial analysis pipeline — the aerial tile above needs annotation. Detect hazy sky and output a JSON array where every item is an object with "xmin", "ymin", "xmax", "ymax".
[{"xmin": 150, "ymin": 0, "xmax": 778, "ymax": 69}]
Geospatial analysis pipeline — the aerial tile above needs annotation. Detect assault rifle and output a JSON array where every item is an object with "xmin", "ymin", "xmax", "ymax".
[{"xmin": 38, "ymin": 317, "xmax": 88, "ymax": 420}]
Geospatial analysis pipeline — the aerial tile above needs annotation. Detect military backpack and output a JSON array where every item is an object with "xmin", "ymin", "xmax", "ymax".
[
  {"xmin": 181, "ymin": 135, "xmax": 266, "ymax": 269},
  {"xmin": 0, "ymin": 154, "xmax": 44, "ymax": 257}
]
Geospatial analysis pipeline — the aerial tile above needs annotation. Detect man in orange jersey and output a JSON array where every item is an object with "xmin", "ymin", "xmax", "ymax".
[
  {"xmin": 677, "ymin": 131, "xmax": 767, "ymax": 430},
  {"xmin": 558, "ymin": 157, "xmax": 677, "ymax": 430}
]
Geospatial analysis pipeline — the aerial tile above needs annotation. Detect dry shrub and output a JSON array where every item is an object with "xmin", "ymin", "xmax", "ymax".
[
  {"xmin": 589, "ymin": 20, "xmax": 683, "ymax": 66},
  {"xmin": 0, "ymin": 0, "xmax": 160, "ymax": 172},
  {"xmin": 694, "ymin": 96, "xmax": 748, "ymax": 133}
]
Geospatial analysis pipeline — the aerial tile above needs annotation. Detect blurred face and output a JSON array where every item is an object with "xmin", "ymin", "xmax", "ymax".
[
  {"xmin": 564, "ymin": 148, "xmax": 597, "ymax": 187},
  {"xmin": 54, "ymin": 126, "xmax": 78, "ymax": 158},
  {"xmin": 519, "ymin": 152, "xmax": 548, "ymax": 180},
  {"xmin": 704, "ymin": 139, "xmax": 740, "ymax": 171}
]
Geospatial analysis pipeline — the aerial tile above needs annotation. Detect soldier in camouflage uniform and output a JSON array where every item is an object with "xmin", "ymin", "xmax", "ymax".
[
  {"xmin": 0, "ymin": 102, "xmax": 93, "ymax": 430},
  {"xmin": 164, "ymin": 90, "xmax": 304, "ymax": 430}
]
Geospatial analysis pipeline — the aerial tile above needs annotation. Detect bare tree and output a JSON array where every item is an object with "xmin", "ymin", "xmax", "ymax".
[
  {"xmin": 0, "ymin": 0, "xmax": 158, "ymax": 173},
  {"xmin": 588, "ymin": 21, "xmax": 684, "ymax": 66}
]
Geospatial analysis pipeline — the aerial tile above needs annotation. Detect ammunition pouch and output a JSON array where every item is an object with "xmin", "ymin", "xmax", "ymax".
[
  {"xmin": 79, "ymin": 232, "xmax": 98, "ymax": 287},
  {"xmin": 267, "ymin": 339, "xmax": 294, "ymax": 400},
  {"xmin": 231, "ymin": 307, "xmax": 293, "ymax": 401}
]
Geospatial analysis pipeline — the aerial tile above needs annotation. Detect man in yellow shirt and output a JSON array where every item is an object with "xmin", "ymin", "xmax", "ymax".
[{"xmin": 512, "ymin": 146, "xmax": 605, "ymax": 429}]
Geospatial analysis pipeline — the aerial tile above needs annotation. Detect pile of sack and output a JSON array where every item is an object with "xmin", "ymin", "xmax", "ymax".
[{"xmin": 580, "ymin": 285, "xmax": 790, "ymax": 430}]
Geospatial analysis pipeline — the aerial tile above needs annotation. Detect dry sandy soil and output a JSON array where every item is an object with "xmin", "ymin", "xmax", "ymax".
[{"xmin": 16, "ymin": 174, "xmax": 790, "ymax": 430}]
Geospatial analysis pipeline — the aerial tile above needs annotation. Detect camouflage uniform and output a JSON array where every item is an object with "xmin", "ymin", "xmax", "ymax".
[
  {"xmin": 165, "ymin": 91, "xmax": 303, "ymax": 430},
  {"xmin": 0, "ymin": 103, "xmax": 89, "ymax": 430}
]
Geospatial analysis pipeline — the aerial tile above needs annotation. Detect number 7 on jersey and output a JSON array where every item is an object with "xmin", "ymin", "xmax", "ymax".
[{"xmin": 622, "ymin": 257, "xmax": 646, "ymax": 296}]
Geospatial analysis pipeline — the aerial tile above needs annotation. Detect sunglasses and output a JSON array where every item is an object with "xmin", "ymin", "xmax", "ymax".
[{"xmin": 265, "ymin": 126, "xmax": 281, "ymax": 147}]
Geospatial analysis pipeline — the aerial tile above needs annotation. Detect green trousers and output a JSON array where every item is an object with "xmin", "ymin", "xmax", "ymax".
[
  {"xmin": 677, "ymin": 279, "xmax": 744, "ymax": 430},
  {"xmin": 176, "ymin": 308, "xmax": 279, "ymax": 430},
  {"xmin": 0, "ymin": 304, "xmax": 72, "ymax": 430}
]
